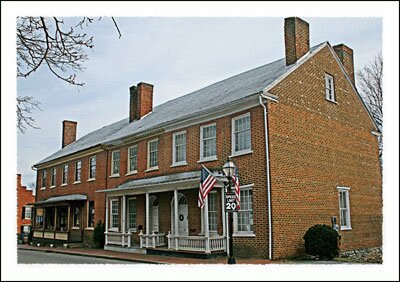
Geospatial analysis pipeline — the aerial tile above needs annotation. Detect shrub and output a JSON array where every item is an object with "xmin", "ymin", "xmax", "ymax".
[
  {"xmin": 92, "ymin": 220, "xmax": 105, "ymax": 248},
  {"xmin": 303, "ymin": 224, "xmax": 339, "ymax": 260}
]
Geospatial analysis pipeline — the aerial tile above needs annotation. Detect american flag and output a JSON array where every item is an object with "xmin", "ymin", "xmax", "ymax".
[
  {"xmin": 232, "ymin": 167, "xmax": 240, "ymax": 210},
  {"xmin": 198, "ymin": 165, "xmax": 217, "ymax": 208}
]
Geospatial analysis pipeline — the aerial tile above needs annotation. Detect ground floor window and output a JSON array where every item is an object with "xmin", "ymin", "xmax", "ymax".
[
  {"xmin": 35, "ymin": 208, "xmax": 44, "ymax": 229},
  {"xmin": 234, "ymin": 185, "xmax": 254, "ymax": 234},
  {"xmin": 23, "ymin": 225, "xmax": 31, "ymax": 234},
  {"xmin": 110, "ymin": 199, "xmax": 119, "ymax": 230},
  {"xmin": 127, "ymin": 198, "xmax": 137, "ymax": 231},
  {"xmin": 88, "ymin": 201, "xmax": 95, "ymax": 228},
  {"xmin": 59, "ymin": 207, "xmax": 68, "ymax": 231},
  {"xmin": 73, "ymin": 206, "xmax": 81, "ymax": 228},
  {"xmin": 337, "ymin": 187, "xmax": 351, "ymax": 230},
  {"xmin": 208, "ymin": 192, "xmax": 217, "ymax": 232}
]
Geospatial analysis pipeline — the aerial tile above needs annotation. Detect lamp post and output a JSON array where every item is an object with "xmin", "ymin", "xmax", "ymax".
[{"xmin": 222, "ymin": 157, "xmax": 236, "ymax": 265}]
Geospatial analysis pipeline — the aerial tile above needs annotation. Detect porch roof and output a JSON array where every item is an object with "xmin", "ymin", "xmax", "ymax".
[
  {"xmin": 97, "ymin": 170, "xmax": 227, "ymax": 194},
  {"xmin": 34, "ymin": 194, "xmax": 87, "ymax": 205}
]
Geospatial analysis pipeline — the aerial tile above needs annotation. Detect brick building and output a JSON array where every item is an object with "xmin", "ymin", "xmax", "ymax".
[
  {"xmin": 31, "ymin": 17, "xmax": 382, "ymax": 259},
  {"xmin": 17, "ymin": 174, "xmax": 35, "ymax": 242}
]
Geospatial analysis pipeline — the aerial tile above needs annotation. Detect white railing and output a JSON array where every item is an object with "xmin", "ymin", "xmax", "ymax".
[
  {"xmin": 105, "ymin": 231, "xmax": 132, "ymax": 247},
  {"xmin": 166, "ymin": 232, "xmax": 226, "ymax": 253},
  {"xmin": 139, "ymin": 231, "xmax": 166, "ymax": 248}
]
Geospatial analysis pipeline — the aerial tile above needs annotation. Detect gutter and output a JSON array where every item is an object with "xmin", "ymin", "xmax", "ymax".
[{"xmin": 258, "ymin": 93, "xmax": 277, "ymax": 260}]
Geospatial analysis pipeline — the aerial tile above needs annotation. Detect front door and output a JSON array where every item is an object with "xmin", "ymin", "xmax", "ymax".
[
  {"xmin": 151, "ymin": 206, "xmax": 159, "ymax": 233},
  {"xmin": 178, "ymin": 204, "xmax": 188, "ymax": 236}
]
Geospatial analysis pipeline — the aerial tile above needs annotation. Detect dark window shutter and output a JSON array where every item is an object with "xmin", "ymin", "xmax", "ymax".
[{"xmin": 22, "ymin": 207, "xmax": 25, "ymax": 219}]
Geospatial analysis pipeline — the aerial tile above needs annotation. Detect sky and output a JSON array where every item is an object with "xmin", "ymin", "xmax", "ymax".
[{"xmin": 2, "ymin": 1, "xmax": 399, "ymax": 281}]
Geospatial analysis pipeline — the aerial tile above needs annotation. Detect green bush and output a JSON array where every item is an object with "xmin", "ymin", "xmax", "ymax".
[
  {"xmin": 92, "ymin": 220, "xmax": 105, "ymax": 248},
  {"xmin": 303, "ymin": 224, "xmax": 339, "ymax": 260}
]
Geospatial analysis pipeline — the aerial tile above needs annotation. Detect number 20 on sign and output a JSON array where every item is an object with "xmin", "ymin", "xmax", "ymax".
[{"xmin": 225, "ymin": 193, "xmax": 237, "ymax": 212}]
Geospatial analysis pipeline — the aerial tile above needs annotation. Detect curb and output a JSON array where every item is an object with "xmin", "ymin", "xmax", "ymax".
[{"xmin": 18, "ymin": 246, "xmax": 164, "ymax": 264}]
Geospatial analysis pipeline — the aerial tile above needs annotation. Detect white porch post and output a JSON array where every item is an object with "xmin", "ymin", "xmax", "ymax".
[
  {"xmin": 122, "ymin": 195, "xmax": 126, "ymax": 246},
  {"xmin": 146, "ymin": 192, "xmax": 150, "ymax": 247},
  {"xmin": 105, "ymin": 197, "xmax": 109, "ymax": 245},
  {"xmin": 221, "ymin": 187, "xmax": 227, "ymax": 254},
  {"xmin": 174, "ymin": 189, "xmax": 179, "ymax": 250},
  {"xmin": 204, "ymin": 195, "xmax": 210, "ymax": 254}
]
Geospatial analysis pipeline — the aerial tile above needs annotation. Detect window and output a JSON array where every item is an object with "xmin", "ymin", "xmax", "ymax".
[
  {"xmin": 89, "ymin": 156, "xmax": 96, "ymax": 179},
  {"xmin": 325, "ymin": 74, "xmax": 336, "ymax": 102},
  {"xmin": 88, "ymin": 201, "xmax": 95, "ymax": 228},
  {"xmin": 232, "ymin": 113, "xmax": 252, "ymax": 155},
  {"xmin": 147, "ymin": 139, "xmax": 159, "ymax": 169},
  {"xmin": 128, "ymin": 146, "xmax": 138, "ymax": 173},
  {"xmin": 74, "ymin": 161, "xmax": 82, "ymax": 182},
  {"xmin": 235, "ymin": 187, "xmax": 253, "ymax": 234},
  {"xmin": 173, "ymin": 131, "xmax": 187, "ymax": 165},
  {"xmin": 208, "ymin": 192, "xmax": 217, "ymax": 232},
  {"xmin": 23, "ymin": 225, "xmax": 31, "ymax": 234},
  {"xmin": 338, "ymin": 187, "xmax": 351, "ymax": 230},
  {"xmin": 111, "ymin": 151, "xmax": 120, "ymax": 175},
  {"xmin": 51, "ymin": 168, "xmax": 56, "ymax": 187},
  {"xmin": 41, "ymin": 170, "xmax": 47, "ymax": 189},
  {"xmin": 62, "ymin": 164, "xmax": 68, "ymax": 185},
  {"xmin": 73, "ymin": 206, "xmax": 81, "ymax": 228},
  {"xmin": 24, "ymin": 206, "xmax": 32, "ymax": 219},
  {"xmin": 110, "ymin": 199, "xmax": 119, "ymax": 230},
  {"xmin": 59, "ymin": 207, "xmax": 68, "ymax": 231},
  {"xmin": 200, "ymin": 124, "xmax": 217, "ymax": 161},
  {"xmin": 127, "ymin": 198, "xmax": 137, "ymax": 231}
]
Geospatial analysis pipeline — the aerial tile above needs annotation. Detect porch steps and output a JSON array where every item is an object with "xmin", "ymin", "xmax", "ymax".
[
  {"xmin": 104, "ymin": 244, "xmax": 146, "ymax": 254},
  {"xmin": 146, "ymin": 247, "xmax": 226, "ymax": 259}
]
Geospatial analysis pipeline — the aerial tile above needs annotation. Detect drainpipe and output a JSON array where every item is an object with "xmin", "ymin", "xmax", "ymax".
[{"xmin": 259, "ymin": 94, "xmax": 277, "ymax": 260}]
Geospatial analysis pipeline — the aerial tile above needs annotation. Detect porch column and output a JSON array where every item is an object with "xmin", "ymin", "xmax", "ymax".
[
  {"xmin": 105, "ymin": 197, "xmax": 109, "ymax": 245},
  {"xmin": 204, "ymin": 195, "xmax": 210, "ymax": 254},
  {"xmin": 174, "ymin": 189, "xmax": 179, "ymax": 250},
  {"xmin": 146, "ymin": 192, "xmax": 150, "ymax": 247},
  {"xmin": 122, "ymin": 195, "xmax": 126, "ymax": 246}
]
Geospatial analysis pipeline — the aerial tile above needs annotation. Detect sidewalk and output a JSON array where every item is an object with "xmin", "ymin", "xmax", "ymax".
[{"xmin": 18, "ymin": 244, "xmax": 272, "ymax": 265}]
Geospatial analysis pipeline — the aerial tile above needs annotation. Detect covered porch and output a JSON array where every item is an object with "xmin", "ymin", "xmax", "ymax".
[{"xmin": 98, "ymin": 171, "xmax": 229, "ymax": 255}]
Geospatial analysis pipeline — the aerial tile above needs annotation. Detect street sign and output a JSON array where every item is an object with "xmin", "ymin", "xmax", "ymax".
[{"xmin": 225, "ymin": 193, "xmax": 237, "ymax": 212}]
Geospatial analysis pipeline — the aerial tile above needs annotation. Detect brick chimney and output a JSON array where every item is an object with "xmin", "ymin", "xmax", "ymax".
[
  {"xmin": 129, "ymin": 82, "xmax": 154, "ymax": 122},
  {"xmin": 333, "ymin": 44, "xmax": 355, "ymax": 85},
  {"xmin": 62, "ymin": 120, "xmax": 77, "ymax": 148},
  {"xmin": 284, "ymin": 17, "xmax": 310, "ymax": 66}
]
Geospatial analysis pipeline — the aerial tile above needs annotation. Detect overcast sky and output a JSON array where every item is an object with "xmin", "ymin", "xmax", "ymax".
[{"xmin": 16, "ymin": 16, "xmax": 382, "ymax": 186}]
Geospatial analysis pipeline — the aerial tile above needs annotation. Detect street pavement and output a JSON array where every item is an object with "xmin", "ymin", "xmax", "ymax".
[{"xmin": 18, "ymin": 249, "xmax": 138, "ymax": 264}]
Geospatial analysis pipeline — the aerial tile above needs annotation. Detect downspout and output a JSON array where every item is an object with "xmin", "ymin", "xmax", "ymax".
[{"xmin": 259, "ymin": 94, "xmax": 275, "ymax": 260}]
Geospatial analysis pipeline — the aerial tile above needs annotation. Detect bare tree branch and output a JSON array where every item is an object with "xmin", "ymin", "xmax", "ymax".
[{"xmin": 16, "ymin": 96, "xmax": 42, "ymax": 134}]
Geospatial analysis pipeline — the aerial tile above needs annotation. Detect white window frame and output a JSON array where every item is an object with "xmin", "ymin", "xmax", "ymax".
[
  {"xmin": 111, "ymin": 150, "xmax": 120, "ymax": 177},
  {"xmin": 127, "ymin": 197, "xmax": 137, "ymax": 232},
  {"xmin": 208, "ymin": 191, "xmax": 218, "ymax": 232},
  {"xmin": 199, "ymin": 123, "xmax": 217, "ymax": 162},
  {"xmin": 109, "ymin": 199, "xmax": 119, "ymax": 231},
  {"xmin": 234, "ymin": 184, "xmax": 255, "ymax": 237},
  {"xmin": 50, "ymin": 167, "xmax": 56, "ymax": 188},
  {"xmin": 74, "ymin": 160, "xmax": 82, "ymax": 183},
  {"xmin": 41, "ymin": 170, "xmax": 47, "ymax": 189},
  {"xmin": 127, "ymin": 145, "xmax": 138, "ymax": 174},
  {"xmin": 325, "ymin": 73, "xmax": 336, "ymax": 103},
  {"xmin": 172, "ymin": 131, "xmax": 187, "ymax": 166},
  {"xmin": 88, "ymin": 155, "xmax": 96, "ymax": 180},
  {"xmin": 147, "ymin": 139, "xmax": 159, "ymax": 170},
  {"xmin": 61, "ymin": 164, "xmax": 68, "ymax": 185},
  {"xmin": 337, "ymin": 187, "xmax": 352, "ymax": 230},
  {"xmin": 24, "ymin": 206, "xmax": 32, "ymax": 219},
  {"xmin": 231, "ymin": 113, "xmax": 252, "ymax": 157}
]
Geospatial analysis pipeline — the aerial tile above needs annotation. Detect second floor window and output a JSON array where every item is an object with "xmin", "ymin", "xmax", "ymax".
[
  {"xmin": 173, "ymin": 131, "xmax": 186, "ymax": 165},
  {"xmin": 111, "ymin": 151, "xmax": 120, "ymax": 175},
  {"xmin": 148, "ymin": 139, "xmax": 159, "ymax": 169},
  {"xmin": 325, "ymin": 74, "xmax": 336, "ymax": 102},
  {"xmin": 62, "ymin": 164, "xmax": 68, "ymax": 184},
  {"xmin": 200, "ymin": 124, "xmax": 217, "ymax": 160},
  {"xmin": 128, "ymin": 146, "xmax": 138, "ymax": 173},
  {"xmin": 232, "ymin": 113, "xmax": 251, "ymax": 154},
  {"xmin": 41, "ymin": 170, "xmax": 47, "ymax": 188},
  {"xmin": 75, "ymin": 160, "xmax": 82, "ymax": 182},
  {"xmin": 51, "ymin": 168, "xmax": 56, "ymax": 187},
  {"xmin": 89, "ymin": 156, "xmax": 96, "ymax": 179}
]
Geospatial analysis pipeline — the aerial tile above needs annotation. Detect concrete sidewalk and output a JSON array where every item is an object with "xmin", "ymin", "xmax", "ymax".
[{"xmin": 17, "ymin": 244, "xmax": 272, "ymax": 265}]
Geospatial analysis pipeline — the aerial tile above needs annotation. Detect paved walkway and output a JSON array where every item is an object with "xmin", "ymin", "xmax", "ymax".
[{"xmin": 17, "ymin": 244, "xmax": 272, "ymax": 265}]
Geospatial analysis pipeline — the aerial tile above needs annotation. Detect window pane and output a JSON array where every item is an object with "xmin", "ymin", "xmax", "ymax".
[
  {"xmin": 208, "ymin": 193, "xmax": 217, "ymax": 231},
  {"xmin": 202, "ymin": 125, "xmax": 216, "ymax": 158},
  {"xmin": 238, "ymin": 189, "xmax": 253, "ymax": 232},
  {"xmin": 128, "ymin": 199, "xmax": 137, "ymax": 229},
  {"xmin": 88, "ymin": 201, "xmax": 95, "ymax": 227},
  {"xmin": 112, "ymin": 151, "xmax": 120, "ymax": 174},
  {"xmin": 149, "ymin": 140, "xmax": 158, "ymax": 167},
  {"xmin": 129, "ymin": 146, "xmax": 138, "ymax": 172}
]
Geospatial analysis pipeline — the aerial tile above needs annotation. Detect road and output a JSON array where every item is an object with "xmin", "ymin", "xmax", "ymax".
[{"xmin": 17, "ymin": 249, "xmax": 138, "ymax": 264}]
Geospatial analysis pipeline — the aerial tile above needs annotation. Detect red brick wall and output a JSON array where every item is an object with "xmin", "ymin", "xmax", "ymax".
[
  {"xmin": 284, "ymin": 17, "xmax": 310, "ymax": 66},
  {"xmin": 17, "ymin": 174, "xmax": 35, "ymax": 234},
  {"xmin": 62, "ymin": 120, "xmax": 77, "ymax": 148},
  {"xmin": 267, "ymin": 45, "xmax": 382, "ymax": 259}
]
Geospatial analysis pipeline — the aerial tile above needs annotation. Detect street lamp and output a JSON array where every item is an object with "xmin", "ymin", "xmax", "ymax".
[{"xmin": 222, "ymin": 157, "xmax": 236, "ymax": 264}]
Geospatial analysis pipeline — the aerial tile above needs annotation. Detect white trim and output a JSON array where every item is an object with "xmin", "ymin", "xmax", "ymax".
[
  {"xmin": 40, "ymin": 187, "xmax": 46, "ymax": 190},
  {"xmin": 127, "ymin": 145, "xmax": 138, "ymax": 174},
  {"xmin": 325, "ymin": 73, "xmax": 336, "ymax": 103},
  {"xmin": 371, "ymin": 130, "xmax": 382, "ymax": 137},
  {"xmin": 145, "ymin": 167, "xmax": 159, "ymax": 173},
  {"xmin": 60, "ymin": 183, "xmax": 67, "ymax": 187},
  {"xmin": 109, "ymin": 198, "xmax": 119, "ymax": 231},
  {"xmin": 111, "ymin": 150, "xmax": 120, "ymax": 176},
  {"xmin": 87, "ymin": 178, "xmax": 96, "ymax": 182},
  {"xmin": 231, "ymin": 112, "xmax": 252, "ymax": 156},
  {"xmin": 49, "ymin": 185, "xmax": 56, "ymax": 189},
  {"xmin": 73, "ymin": 181, "xmax": 81, "ymax": 185},
  {"xmin": 125, "ymin": 171, "xmax": 138, "ymax": 176},
  {"xmin": 147, "ymin": 138, "xmax": 159, "ymax": 169},
  {"xmin": 85, "ymin": 227, "xmax": 94, "ymax": 231},
  {"xmin": 108, "ymin": 174, "xmax": 120, "ymax": 178},
  {"xmin": 233, "ymin": 184, "xmax": 255, "ymax": 236},
  {"xmin": 233, "ymin": 233, "xmax": 256, "ymax": 238},
  {"xmin": 71, "ymin": 227, "xmax": 80, "ymax": 230},
  {"xmin": 199, "ymin": 123, "xmax": 217, "ymax": 162},
  {"xmin": 337, "ymin": 186, "xmax": 352, "ymax": 230},
  {"xmin": 172, "ymin": 130, "xmax": 187, "ymax": 166},
  {"xmin": 229, "ymin": 150, "xmax": 253, "ymax": 158}
]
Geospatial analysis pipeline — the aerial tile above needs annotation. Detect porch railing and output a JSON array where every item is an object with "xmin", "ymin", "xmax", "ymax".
[
  {"xmin": 166, "ymin": 232, "xmax": 226, "ymax": 253},
  {"xmin": 33, "ymin": 230, "xmax": 69, "ymax": 241},
  {"xmin": 104, "ymin": 231, "xmax": 132, "ymax": 247},
  {"xmin": 139, "ymin": 231, "xmax": 166, "ymax": 248}
]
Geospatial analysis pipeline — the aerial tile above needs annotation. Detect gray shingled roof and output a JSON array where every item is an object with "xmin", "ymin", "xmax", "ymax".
[
  {"xmin": 34, "ymin": 43, "xmax": 325, "ymax": 167},
  {"xmin": 34, "ymin": 194, "xmax": 87, "ymax": 205}
]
